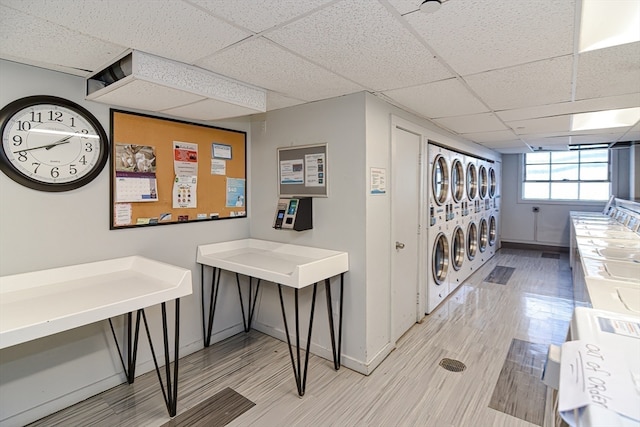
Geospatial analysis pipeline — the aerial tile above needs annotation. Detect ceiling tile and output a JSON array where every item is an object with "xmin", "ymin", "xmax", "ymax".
[
  {"xmin": 90, "ymin": 79, "xmax": 205, "ymax": 112},
  {"xmin": 570, "ymin": 134, "xmax": 626, "ymax": 144},
  {"xmin": 2, "ymin": 0, "xmax": 250, "ymax": 66},
  {"xmin": 162, "ymin": 98, "xmax": 260, "ymax": 121},
  {"xmin": 0, "ymin": 5, "xmax": 126, "ymax": 75},
  {"xmin": 494, "ymin": 146, "xmax": 533, "ymax": 154},
  {"xmin": 266, "ymin": 0, "xmax": 452, "ymax": 91},
  {"xmin": 575, "ymin": 42, "xmax": 640, "ymax": 100},
  {"xmin": 522, "ymin": 136, "xmax": 573, "ymax": 146},
  {"xmin": 266, "ymin": 92, "xmax": 306, "ymax": 111},
  {"xmin": 464, "ymin": 56, "xmax": 574, "ymax": 110},
  {"xmin": 198, "ymin": 38, "xmax": 365, "ymax": 102},
  {"xmin": 402, "ymin": 0, "xmax": 575, "ymax": 75},
  {"xmin": 460, "ymin": 130, "xmax": 520, "ymax": 143},
  {"xmin": 481, "ymin": 139, "xmax": 528, "ymax": 149},
  {"xmin": 496, "ymin": 93, "xmax": 640, "ymax": 122},
  {"xmin": 433, "ymin": 112, "xmax": 507, "ymax": 134},
  {"xmin": 507, "ymin": 115, "xmax": 571, "ymax": 135},
  {"xmin": 382, "ymin": 78, "xmax": 489, "ymax": 118},
  {"xmin": 189, "ymin": 0, "xmax": 335, "ymax": 33}
]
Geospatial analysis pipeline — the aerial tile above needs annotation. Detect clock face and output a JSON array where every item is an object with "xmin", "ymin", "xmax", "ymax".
[{"xmin": 0, "ymin": 96, "xmax": 108, "ymax": 192}]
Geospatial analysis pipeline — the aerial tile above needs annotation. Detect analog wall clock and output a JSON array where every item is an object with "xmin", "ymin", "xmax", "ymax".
[{"xmin": 0, "ymin": 95, "xmax": 108, "ymax": 192}]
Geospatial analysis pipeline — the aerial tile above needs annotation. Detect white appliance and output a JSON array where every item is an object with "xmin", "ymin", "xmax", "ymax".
[
  {"xmin": 427, "ymin": 144, "xmax": 451, "ymax": 313},
  {"xmin": 447, "ymin": 149, "xmax": 467, "ymax": 292}
]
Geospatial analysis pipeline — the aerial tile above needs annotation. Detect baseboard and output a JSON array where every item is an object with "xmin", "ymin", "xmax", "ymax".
[{"xmin": 500, "ymin": 241, "xmax": 569, "ymax": 253}]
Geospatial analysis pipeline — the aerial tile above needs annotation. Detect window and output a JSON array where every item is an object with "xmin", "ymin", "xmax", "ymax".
[{"xmin": 522, "ymin": 148, "xmax": 610, "ymax": 201}]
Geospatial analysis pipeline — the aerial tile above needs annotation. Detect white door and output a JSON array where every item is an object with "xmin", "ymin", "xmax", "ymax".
[{"xmin": 391, "ymin": 126, "xmax": 421, "ymax": 341}]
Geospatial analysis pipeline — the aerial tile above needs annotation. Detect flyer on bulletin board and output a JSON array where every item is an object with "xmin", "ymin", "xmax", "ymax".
[
  {"xmin": 226, "ymin": 178, "xmax": 245, "ymax": 207},
  {"xmin": 114, "ymin": 144, "xmax": 158, "ymax": 202}
]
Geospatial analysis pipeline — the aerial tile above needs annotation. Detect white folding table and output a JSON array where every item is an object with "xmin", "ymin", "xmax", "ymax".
[
  {"xmin": 0, "ymin": 256, "xmax": 192, "ymax": 417},
  {"xmin": 197, "ymin": 238, "xmax": 349, "ymax": 396}
]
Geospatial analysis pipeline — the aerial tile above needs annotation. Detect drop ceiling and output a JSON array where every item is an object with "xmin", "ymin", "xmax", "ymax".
[{"xmin": 1, "ymin": 0, "xmax": 639, "ymax": 153}]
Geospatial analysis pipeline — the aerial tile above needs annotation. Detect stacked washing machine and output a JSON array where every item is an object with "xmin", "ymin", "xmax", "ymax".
[
  {"xmin": 426, "ymin": 143, "xmax": 501, "ymax": 314},
  {"xmin": 464, "ymin": 155, "xmax": 481, "ymax": 277},
  {"xmin": 448, "ymin": 149, "xmax": 467, "ymax": 294},
  {"xmin": 427, "ymin": 144, "xmax": 451, "ymax": 314}
]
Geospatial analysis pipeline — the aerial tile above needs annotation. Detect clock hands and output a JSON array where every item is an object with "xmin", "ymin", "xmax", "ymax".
[{"xmin": 13, "ymin": 134, "xmax": 74, "ymax": 154}]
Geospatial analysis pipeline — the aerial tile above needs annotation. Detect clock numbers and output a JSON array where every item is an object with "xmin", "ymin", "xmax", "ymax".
[
  {"xmin": 85, "ymin": 142, "xmax": 93, "ymax": 152},
  {"xmin": 30, "ymin": 112, "xmax": 42, "ymax": 123},
  {"xmin": 16, "ymin": 120, "xmax": 31, "ymax": 131},
  {"xmin": 48, "ymin": 110, "xmax": 63, "ymax": 122},
  {"xmin": 12, "ymin": 135, "xmax": 22, "ymax": 146},
  {"xmin": 17, "ymin": 151, "xmax": 27, "ymax": 162}
]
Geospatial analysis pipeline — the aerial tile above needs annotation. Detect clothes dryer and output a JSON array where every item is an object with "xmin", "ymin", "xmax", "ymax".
[
  {"xmin": 464, "ymin": 156, "xmax": 482, "ymax": 275},
  {"xmin": 449, "ymin": 148, "xmax": 466, "ymax": 229},
  {"xmin": 427, "ymin": 144, "xmax": 451, "ymax": 313}
]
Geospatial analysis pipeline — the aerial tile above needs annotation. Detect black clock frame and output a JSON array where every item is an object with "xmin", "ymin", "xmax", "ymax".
[{"xmin": 0, "ymin": 95, "xmax": 109, "ymax": 192}]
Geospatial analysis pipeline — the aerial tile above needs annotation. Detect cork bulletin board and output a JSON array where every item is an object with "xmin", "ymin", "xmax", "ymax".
[{"xmin": 109, "ymin": 110, "xmax": 246, "ymax": 229}]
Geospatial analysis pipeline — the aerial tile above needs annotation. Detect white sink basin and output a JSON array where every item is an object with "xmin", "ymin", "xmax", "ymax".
[
  {"xmin": 576, "ymin": 237, "xmax": 640, "ymax": 250},
  {"xmin": 573, "ymin": 223, "xmax": 630, "ymax": 231},
  {"xmin": 585, "ymin": 277, "xmax": 640, "ymax": 315},
  {"xmin": 574, "ymin": 229, "xmax": 640, "ymax": 239},
  {"xmin": 579, "ymin": 246, "xmax": 640, "ymax": 262},
  {"xmin": 582, "ymin": 257, "xmax": 640, "ymax": 283}
]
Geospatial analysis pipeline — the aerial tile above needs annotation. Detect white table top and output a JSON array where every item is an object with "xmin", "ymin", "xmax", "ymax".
[
  {"xmin": 197, "ymin": 239, "xmax": 349, "ymax": 288},
  {"xmin": 0, "ymin": 256, "xmax": 192, "ymax": 349}
]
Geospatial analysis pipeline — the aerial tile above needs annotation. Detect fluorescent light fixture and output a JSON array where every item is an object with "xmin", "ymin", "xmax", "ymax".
[
  {"xmin": 580, "ymin": 0, "xmax": 640, "ymax": 52},
  {"xmin": 29, "ymin": 128, "xmax": 99, "ymax": 139},
  {"xmin": 571, "ymin": 107, "xmax": 640, "ymax": 131}
]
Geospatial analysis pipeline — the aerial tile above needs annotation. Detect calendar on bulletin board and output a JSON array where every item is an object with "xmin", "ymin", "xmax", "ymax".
[{"xmin": 109, "ymin": 110, "xmax": 247, "ymax": 229}]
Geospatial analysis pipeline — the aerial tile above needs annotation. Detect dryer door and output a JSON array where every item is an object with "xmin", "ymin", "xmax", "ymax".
[
  {"xmin": 467, "ymin": 222, "xmax": 478, "ymax": 261},
  {"xmin": 432, "ymin": 155, "xmax": 449, "ymax": 206},
  {"xmin": 479, "ymin": 218, "xmax": 488, "ymax": 253},
  {"xmin": 452, "ymin": 226, "xmax": 465, "ymax": 271},
  {"xmin": 432, "ymin": 232, "xmax": 449, "ymax": 285},
  {"xmin": 489, "ymin": 215, "xmax": 497, "ymax": 246},
  {"xmin": 451, "ymin": 159, "xmax": 464, "ymax": 203},
  {"xmin": 466, "ymin": 163, "xmax": 477, "ymax": 200}
]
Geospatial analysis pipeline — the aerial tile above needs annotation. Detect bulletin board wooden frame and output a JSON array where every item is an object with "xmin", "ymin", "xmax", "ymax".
[
  {"xmin": 277, "ymin": 143, "xmax": 328, "ymax": 197},
  {"xmin": 109, "ymin": 109, "xmax": 247, "ymax": 229}
]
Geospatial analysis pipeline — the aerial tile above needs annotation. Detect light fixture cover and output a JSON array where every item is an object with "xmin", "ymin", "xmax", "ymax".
[
  {"xmin": 580, "ymin": 0, "xmax": 640, "ymax": 52},
  {"xmin": 571, "ymin": 107, "xmax": 640, "ymax": 131}
]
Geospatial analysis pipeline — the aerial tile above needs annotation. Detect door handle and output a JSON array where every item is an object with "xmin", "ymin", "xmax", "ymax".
[{"xmin": 395, "ymin": 241, "xmax": 405, "ymax": 250}]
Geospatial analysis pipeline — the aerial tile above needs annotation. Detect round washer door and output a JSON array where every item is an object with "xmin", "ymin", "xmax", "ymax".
[
  {"xmin": 451, "ymin": 159, "xmax": 464, "ymax": 202},
  {"xmin": 467, "ymin": 221, "xmax": 478, "ymax": 261},
  {"xmin": 489, "ymin": 167, "xmax": 496, "ymax": 198},
  {"xmin": 432, "ymin": 154, "xmax": 449, "ymax": 206},
  {"xmin": 432, "ymin": 232, "xmax": 449, "ymax": 285},
  {"xmin": 479, "ymin": 165, "xmax": 488, "ymax": 199},
  {"xmin": 451, "ymin": 226, "xmax": 465, "ymax": 271},
  {"xmin": 489, "ymin": 215, "xmax": 497, "ymax": 246},
  {"xmin": 466, "ymin": 162, "xmax": 477, "ymax": 200},
  {"xmin": 479, "ymin": 218, "xmax": 488, "ymax": 252}
]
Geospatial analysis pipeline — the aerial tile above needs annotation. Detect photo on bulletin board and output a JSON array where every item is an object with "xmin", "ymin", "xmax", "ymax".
[
  {"xmin": 277, "ymin": 143, "xmax": 328, "ymax": 197},
  {"xmin": 110, "ymin": 110, "xmax": 247, "ymax": 229}
]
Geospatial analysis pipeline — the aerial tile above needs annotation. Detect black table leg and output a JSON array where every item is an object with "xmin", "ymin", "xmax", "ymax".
[
  {"xmin": 202, "ymin": 266, "xmax": 221, "ymax": 347},
  {"xmin": 140, "ymin": 299, "xmax": 181, "ymax": 417},
  {"xmin": 325, "ymin": 272, "xmax": 344, "ymax": 370},
  {"xmin": 108, "ymin": 310, "xmax": 142, "ymax": 384},
  {"xmin": 236, "ymin": 273, "xmax": 261, "ymax": 332},
  {"xmin": 278, "ymin": 283, "xmax": 317, "ymax": 396}
]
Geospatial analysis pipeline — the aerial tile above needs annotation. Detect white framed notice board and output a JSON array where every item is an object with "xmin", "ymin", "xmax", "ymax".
[{"xmin": 277, "ymin": 143, "xmax": 328, "ymax": 197}]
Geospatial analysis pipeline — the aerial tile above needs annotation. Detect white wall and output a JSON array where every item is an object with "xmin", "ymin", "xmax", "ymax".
[
  {"xmin": 0, "ymin": 60, "xmax": 251, "ymax": 426},
  {"xmin": 500, "ymin": 151, "xmax": 633, "ymax": 247},
  {"xmin": 362, "ymin": 93, "xmax": 500, "ymax": 370},
  {"xmin": 247, "ymin": 93, "xmax": 369, "ymax": 370}
]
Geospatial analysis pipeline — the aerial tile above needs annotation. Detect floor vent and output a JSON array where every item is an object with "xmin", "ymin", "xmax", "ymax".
[
  {"xmin": 541, "ymin": 252, "xmax": 560, "ymax": 259},
  {"xmin": 439, "ymin": 358, "xmax": 466, "ymax": 372}
]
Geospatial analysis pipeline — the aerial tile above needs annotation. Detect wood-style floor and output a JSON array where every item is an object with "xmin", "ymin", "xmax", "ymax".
[{"xmin": 30, "ymin": 248, "xmax": 575, "ymax": 427}]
